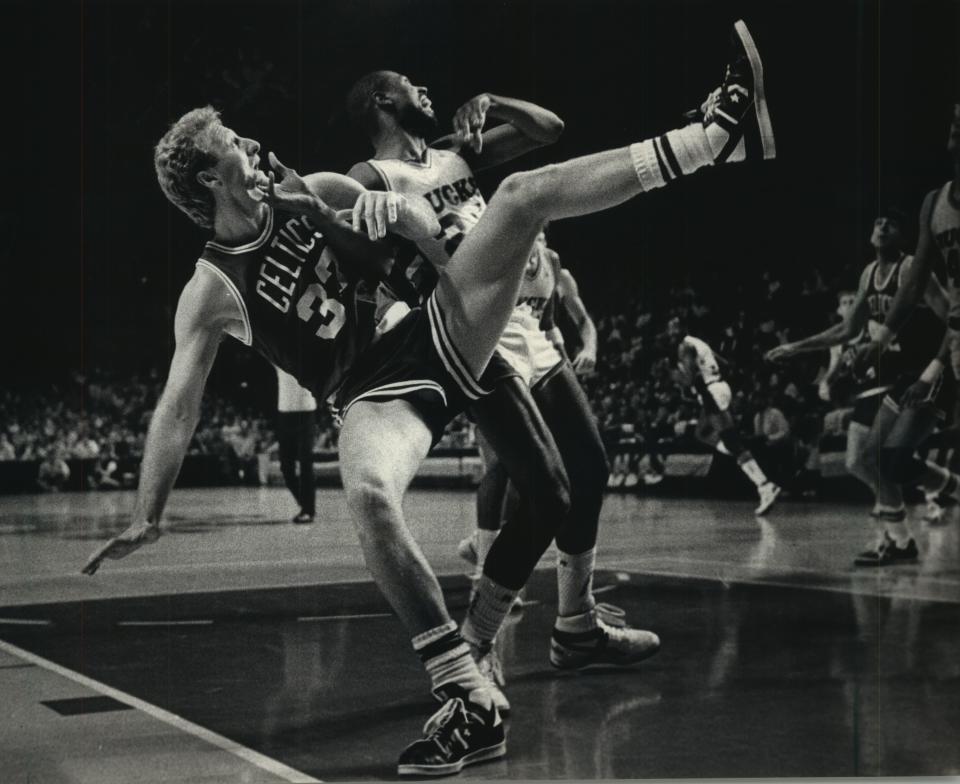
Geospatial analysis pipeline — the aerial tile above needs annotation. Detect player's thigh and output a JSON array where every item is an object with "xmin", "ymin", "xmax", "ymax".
[
  {"xmin": 883, "ymin": 405, "xmax": 940, "ymax": 453},
  {"xmin": 434, "ymin": 186, "xmax": 544, "ymax": 376},
  {"xmin": 339, "ymin": 399, "xmax": 433, "ymax": 500},
  {"xmin": 532, "ymin": 363, "xmax": 606, "ymax": 465},
  {"xmin": 470, "ymin": 375, "xmax": 569, "ymax": 500}
]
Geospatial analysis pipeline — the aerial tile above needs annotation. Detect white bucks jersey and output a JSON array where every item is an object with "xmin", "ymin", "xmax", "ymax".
[
  {"xmin": 367, "ymin": 148, "xmax": 486, "ymax": 294},
  {"xmin": 682, "ymin": 335, "xmax": 721, "ymax": 384},
  {"xmin": 931, "ymin": 182, "xmax": 960, "ymax": 317}
]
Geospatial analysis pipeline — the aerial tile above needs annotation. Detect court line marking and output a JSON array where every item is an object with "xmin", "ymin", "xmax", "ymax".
[
  {"xmin": 116, "ymin": 619, "xmax": 214, "ymax": 627},
  {"xmin": 0, "ymin": 618, "xmax": 52, "ymax": 626},
  {"xmin": 604, "ymin": 559, "xmax": 960, "ymax": 603},
  {"xmin": 0, "ymin": 638, "xmax": 322, "ymax": 784},
  {"xmin": 297, "ymin": 612, "xmax": 392, "ymax": 622}
]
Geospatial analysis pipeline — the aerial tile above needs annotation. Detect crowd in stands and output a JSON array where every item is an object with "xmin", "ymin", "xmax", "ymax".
[
  {"xmin": 581, "ymin": 264, "xmax": 853, "ymax": 492},
  {"xmin": 2, "ymin": 260, "xmax": 867, "ymax": 493}
]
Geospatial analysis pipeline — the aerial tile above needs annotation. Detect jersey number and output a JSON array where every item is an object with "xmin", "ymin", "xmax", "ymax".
[
  {"xmin": 436, "ymin": 213, "xmax": 467, "ymax": 257},
  {"xmin": 295, "ymin": 247, "xmax": 346, "ymax": 340}
]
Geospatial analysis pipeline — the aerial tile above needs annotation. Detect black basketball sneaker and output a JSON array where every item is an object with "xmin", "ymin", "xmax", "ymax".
[
  {"xmin": 397, "ymin": 683, "xmax": 506, "ymax": 776},
  {"xmin": 686, "ymin": 20, "xmax": 776, "ymax": 163}
]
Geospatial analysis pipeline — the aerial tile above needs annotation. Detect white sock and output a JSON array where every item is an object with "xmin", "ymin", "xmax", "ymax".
[
  {"xmin": 461, "ymin": 575, "xmax": 520, "ymax": 649},
  {"xmin": 475, "ymin": 529, "xmax": 499, "ymax": 569},
  {"xmin": 412, "ymin": 620, "xmax": 489, "ymax": 702},
  {"xmin": 557, "ymin": 547, "xmax": 598, "ymax": 617},
  {"xmin": 716, "ymin": 440, "xmax": 732, "ymax": 457},
  {"xmin": 739, "ymin": 457, "xmax": 768, "ymax": 488},
  {"xmin": 629, "ymin": 124, "xmax": 713, "ymax": 191},
  {"xmin": 885, "ymin": 520, "xmax": 911, "ymax": 547}
]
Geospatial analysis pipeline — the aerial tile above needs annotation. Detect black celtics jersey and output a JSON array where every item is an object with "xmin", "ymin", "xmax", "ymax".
[{"xmin": 197, "ymin": 208, "xmax": 379, "ymax": 401}]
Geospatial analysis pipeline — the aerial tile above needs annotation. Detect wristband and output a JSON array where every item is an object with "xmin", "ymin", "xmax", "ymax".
[{"xmin": 920, "ymin": 358, "xmax": 944, "ymax": 384}]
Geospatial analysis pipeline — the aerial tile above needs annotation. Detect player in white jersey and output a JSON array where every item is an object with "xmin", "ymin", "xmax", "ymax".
[
  {"xmin": 317, "ymin": 21, "xmax": 767, "ymax": 770},
  {"xmin": 676, "ymin": 329, "xmax": 781, "ymax": 514},
  {"xmin": 347, "ymin": 71, "xmax": 652, "ymax": 711}
]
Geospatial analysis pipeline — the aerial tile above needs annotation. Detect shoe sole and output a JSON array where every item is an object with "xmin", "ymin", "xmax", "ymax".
[
  {"xmin": 755, "ymin": 485, "xmax": 781, "ymax": 516},
  {"xmin": 549, "ymin": 641, "xmax": 661, "ymax": 670},
  {"xmin": 397, "ymin": 741, "xmax": 507, "ymax": 776},
  {"xmin": 733, "ymin": 20, "xmax": 776, "ymax": 160}
]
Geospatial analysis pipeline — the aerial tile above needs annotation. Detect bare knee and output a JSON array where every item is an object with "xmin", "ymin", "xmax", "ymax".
[
  {"xmin": 496, "ymin": 166, "xmax": 562, "ymax": 218},
  {"xmin": 345, "ymin": 473, "xmax": 403, "ymax": 536}
]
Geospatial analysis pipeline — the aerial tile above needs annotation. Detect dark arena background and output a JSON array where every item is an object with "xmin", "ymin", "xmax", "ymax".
[{"xmin": 2, "ymin": 0, "xmax": 960, "ymax": 781}]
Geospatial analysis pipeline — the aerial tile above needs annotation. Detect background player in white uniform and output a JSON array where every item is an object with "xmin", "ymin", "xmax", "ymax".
[
  {"xmin": 768, "ymin": 210, "xmax": 950, "ymax": 565},
  {"xmin": 274, "ymin": 365, "xmax": 318, "ymax": 523},
  {"xmin": 677, "ymin": 330, "xmax": 781, "ymax": 514},
  {"xmin": 347, "ymin": 72, "xmax": 654, "ymax": 711}
]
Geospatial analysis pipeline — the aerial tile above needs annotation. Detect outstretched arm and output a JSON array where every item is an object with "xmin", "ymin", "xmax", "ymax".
[
  {"xmin": 556, "ymin": 266, "xmax": 598, "ymax": 375},
  {"xmin": 82, "ymin": 271, "xmax": 230, "ymax": 574},
  {"xmin": 434, "ymin": 93, "xmax": 564, "ymax": 170},
  {"xmin": 765, "ymin": 270, "xmax": 871, "ymax": 362}
]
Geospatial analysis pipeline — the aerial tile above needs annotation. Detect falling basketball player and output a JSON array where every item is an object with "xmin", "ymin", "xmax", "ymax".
[{"xmin": 83, "ymin": 19, "xmax": 776, "ymax": 775}]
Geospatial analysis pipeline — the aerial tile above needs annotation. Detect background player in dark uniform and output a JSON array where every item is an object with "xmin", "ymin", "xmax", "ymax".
[
  {"xmin": 767, "ymin": 210, "xmax": 949, "ymax": 564},
  {"xmin": 856, "ymin": 103, "xmax": 960, "ymax": 564},
  {"xmin": 274, "ymin": 365, "xmax": 318, "ymax": 523},
  {"xmin": 84, "ymin": 21, "xmax": 777, "ymax": 773}
]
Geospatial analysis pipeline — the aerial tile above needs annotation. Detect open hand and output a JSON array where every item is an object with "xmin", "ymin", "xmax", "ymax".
[
  {"xmin": 571, "ymin": 350, "xmax": 596, "ymax": 376},
  {"xmin": 81, "ymin": 521, "xmax": 160, "ymax": 575},
  {"xmin": 765, "ymin": 343, "xmax": 797, "ymax": 363},
  {"xmin": 343, "ymin": 191, "xmax": 407, "ymax": 241},
  {"xmin": 264, "ymin": 152, "xmax": 327, "ymax": 216},
  {"xmin": 900, "ymin": 378, "xmax": 933, "ymax": 409}
]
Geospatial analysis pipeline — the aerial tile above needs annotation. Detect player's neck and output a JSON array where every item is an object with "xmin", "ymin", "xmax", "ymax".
[
  {"xmin": 373, "ymin": 125, "xmax": 429, "ymax": 162},
  {"xmin": 875, "ymin": 247, "xmax": 902, "ymax": 266},
  {"xmin": 212, "ymin": 198, "xmax": 269, "ymax": 246}
]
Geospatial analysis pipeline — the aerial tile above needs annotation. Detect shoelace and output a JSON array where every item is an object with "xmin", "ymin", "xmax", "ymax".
[{"xmin": 422, "ymin": 696, "xmax": 468, "ymax": 739}]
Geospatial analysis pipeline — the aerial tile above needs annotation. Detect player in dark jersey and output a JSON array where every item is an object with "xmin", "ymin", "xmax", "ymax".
[
  {"xmin": 766, "ymin": 209, "xmax": 949, "ymax": 565},
  {"xmin": 85, "ymin": 20, "xmax": 776, "ymax": 774},
  {"xmin": 852, "ymin": 103, "xmax": 960, "ymax": 565}
]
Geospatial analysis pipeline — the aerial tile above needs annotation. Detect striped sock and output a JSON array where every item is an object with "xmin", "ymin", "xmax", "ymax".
[
  {"xmin": 557, "ymin": 547, "xmax": 598, "ymax": 617},
  {"xmin": 629, "ymin": 124, "xmax": 714, "ymax": 191},
  {"xmin": 412, "ymin": 621, "xmax": 489, "ymax": 701},
  {"xmin": 461, "ymin": 576, "xmax": 519, "ymax": 649}
]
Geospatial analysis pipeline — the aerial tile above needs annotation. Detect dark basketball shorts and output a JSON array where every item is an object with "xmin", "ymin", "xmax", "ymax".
[
  {"xmin": 335, "ymin": 292, "xmax": 490, "ymax": 444},
  {"xmin": 883, "ymin": 367, "xmax": 956, "ymax": 419}
]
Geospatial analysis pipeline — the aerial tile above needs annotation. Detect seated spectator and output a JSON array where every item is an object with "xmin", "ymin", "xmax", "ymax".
[{"xmin": 37, "ymin": 448, "xmax": 71, "ymax": 492}]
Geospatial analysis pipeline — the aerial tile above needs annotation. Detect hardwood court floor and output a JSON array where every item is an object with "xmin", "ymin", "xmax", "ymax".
[{"xmin": 1, "ymin": 487, "xmax": 959, "ymax": 781}]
